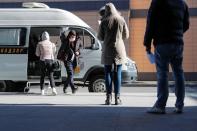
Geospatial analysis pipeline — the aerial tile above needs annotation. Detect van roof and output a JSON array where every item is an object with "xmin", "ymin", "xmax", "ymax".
[{"xmin": 0, "ymin": 8, "xmax": 90, "ymax": 28}]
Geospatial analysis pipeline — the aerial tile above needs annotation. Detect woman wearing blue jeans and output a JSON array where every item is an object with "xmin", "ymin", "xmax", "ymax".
[
  {"xmin": 98, "ymin": 3, "xmax": 129, "ymax": 105},
  {"xmin": 105, "ymin": 64, "xmax": 122, "ymax": 105}
]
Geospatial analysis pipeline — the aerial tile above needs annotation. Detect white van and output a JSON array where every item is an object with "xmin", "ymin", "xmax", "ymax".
[{"xmin": 0, "ymin": 3, "xmax": 137, "ymax": 92}]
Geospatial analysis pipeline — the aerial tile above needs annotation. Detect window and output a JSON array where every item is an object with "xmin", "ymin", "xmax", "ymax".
[
  {"xmin": 68, "ymin": 27, "xmax": 96, "ymax": 49},
  {"xmin": 83, "ymin": 30, "xmax": 93, "ymax": 49},
  {"xmin": 0, "ymin": 28, "xmax": 26, "ymax": 46}
]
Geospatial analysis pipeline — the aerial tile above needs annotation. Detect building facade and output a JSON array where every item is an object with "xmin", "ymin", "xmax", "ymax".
[
  {"xmin": 130, "ymin": 0, "xmax": 197, "ymax": 80},
  {"xmin": 0, "ymin": 0, "xmax": 196, "ymax": 80}
]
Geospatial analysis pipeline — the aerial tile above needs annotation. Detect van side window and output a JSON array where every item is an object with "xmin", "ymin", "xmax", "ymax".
[
  {"xmin": 83, "ymin": 30, "xmax": 94, "ymax": 49},
  {"xmin": 0, "ymin": 28, "xmax": 26, "ymax": 46},
  {"xmin": 68, "ymin": 28, "xmax": 96, "ymax": 49}
]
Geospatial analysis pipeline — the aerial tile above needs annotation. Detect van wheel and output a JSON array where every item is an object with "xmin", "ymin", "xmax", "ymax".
[
  {"xmin": 0, "ymin": 81, "xmax": 6, "ymax": 92},
  {"xmin": 5, "ymin": 81, "xmax": 16, "ymax": 92},
  {"xmin": 89, "ymin": 75, "xmax": 106, "ymax": 92}
]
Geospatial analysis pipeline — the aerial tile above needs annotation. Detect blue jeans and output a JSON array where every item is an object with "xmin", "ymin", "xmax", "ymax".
[
  {"xmin": 64, "ymin": 61, "xmax": 75, "ymax": 90},
  {"xmin": 154, "ymin": 44, "xmax": 185, "ymax": 109},
  {"xmin": 104, "ymin": 64, "xmax": 122, "ymax": 96}
]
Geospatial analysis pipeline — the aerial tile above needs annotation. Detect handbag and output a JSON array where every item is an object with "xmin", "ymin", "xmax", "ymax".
[
  {"xmin": 57, "ymin": 49, "xmax": 67, "ymax": 61},
  {"xmin": 73, "ymin": 57, "xmax": 80, "ymax": 73},
  {"xmin": 50, "ymin": 43, "xmax": 60, "ymax": 70},
  {"xmin": 52, "ymin": 60, "xmax": 60, "ymax": 70}
]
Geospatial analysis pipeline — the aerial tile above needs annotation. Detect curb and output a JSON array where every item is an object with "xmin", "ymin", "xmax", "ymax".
[{"xmin": 123, "ymin": 81, "xmax": 197, "ymax": 87}]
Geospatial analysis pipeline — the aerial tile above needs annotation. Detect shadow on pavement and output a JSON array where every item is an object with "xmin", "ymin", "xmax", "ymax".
[{"xmin": 0, "ymin": 104, "xmax": 196, "ymax": 131}]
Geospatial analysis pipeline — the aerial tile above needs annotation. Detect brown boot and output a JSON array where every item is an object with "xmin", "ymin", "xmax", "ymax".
[
  {"xmin": 115, "ymin": 95, "xmax": 122, "ymax": 105},
  {"xmin": 105, "ymin": 94, "xmax": 112, "ymax": 105}
]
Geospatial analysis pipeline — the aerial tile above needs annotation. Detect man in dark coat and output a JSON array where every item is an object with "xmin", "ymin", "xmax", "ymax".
[{"xmin": 144, "ymin": 0, "xmax": 189, "ymax": 114}]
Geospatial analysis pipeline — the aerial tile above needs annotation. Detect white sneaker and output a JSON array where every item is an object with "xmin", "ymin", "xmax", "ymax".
[
  {"xmin": 52, "ymin": 88, "xmax": 57, "ymax": 95},
  {"xmin": 45, "ymin": 86, "xmax": 51, "ymax": 95},
  {"xmin": 41, "ymin": 90, "xmax": 45, "ymax": 95}
]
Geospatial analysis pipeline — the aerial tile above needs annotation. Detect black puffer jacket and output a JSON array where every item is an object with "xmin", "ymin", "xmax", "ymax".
[
  {"xmin": 57, "ymin": 38, "xmax": 81, "ymax": 63},
  {"xmin": 144, "ymin": 0, "xmax": 190, "ymax": 52}
]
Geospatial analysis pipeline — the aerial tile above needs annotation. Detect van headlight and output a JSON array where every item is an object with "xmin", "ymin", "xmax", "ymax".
[{"xmin": 125, "ymin": 59, "xmax": 136, "ymax": 70}]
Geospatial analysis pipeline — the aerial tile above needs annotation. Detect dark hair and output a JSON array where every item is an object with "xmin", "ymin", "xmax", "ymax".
[
  {"xmin": 99, "ymin": 10, "xmax": 105, "ymax": 16},
  {"xmin": 60, "ymin": 30, "xmax": 78, "ymax": 46},
  {"xmin": 99, "ymin": 6, "xmax": 105, "ymax": 16},
  {"xmin": 60, "ymin": 30, "xmax": 76, "ymax": 40},
  {"xmin": 67, "ymin": 30, "xmax": 76, "ymax": 38}
]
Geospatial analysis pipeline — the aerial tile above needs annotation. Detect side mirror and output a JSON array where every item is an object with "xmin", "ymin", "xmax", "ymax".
[
  {"xmin": 91, "ymin": 37, "xmax": 95, "ymax": 44},
  {"xmin": 90, "ymin": 37, "xmax": 99, "ymax": 50},
  {"xmin": 91, "ymin": 43, "xmax": 99, "ymax": 50}
]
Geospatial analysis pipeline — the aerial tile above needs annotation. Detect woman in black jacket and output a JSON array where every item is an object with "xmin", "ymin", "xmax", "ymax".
[{"xmin": 57, "ymin": 30, "xmax": 81, "ymax": 94}]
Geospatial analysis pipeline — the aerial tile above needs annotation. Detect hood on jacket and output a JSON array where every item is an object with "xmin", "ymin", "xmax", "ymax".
[{"xmin": 41, "ymin": 31, "xmax": 50, "ymax": 41}]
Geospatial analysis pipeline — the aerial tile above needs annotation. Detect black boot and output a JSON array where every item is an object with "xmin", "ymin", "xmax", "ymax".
[
  {"xmin": 105, "ymin": 94, "xmax": 112, "ymax": 105},
  {"xmin": 115, "ymin": 95, "xmax": 122, "ymax": 105},
  {"xmin": 63, "ymin": 86, "xmax": 67, "ymax": 93},
  {"xmin": 72, "ymin": 87, "xmax": 78, "ymax": 94}
]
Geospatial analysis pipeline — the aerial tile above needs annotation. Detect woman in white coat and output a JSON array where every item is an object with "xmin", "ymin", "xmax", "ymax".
[{"xmin": 35, "ymin": 31, "xmax": 57, "ymax": 95}]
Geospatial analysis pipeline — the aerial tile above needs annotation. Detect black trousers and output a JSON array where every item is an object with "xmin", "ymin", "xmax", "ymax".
[{"xmin": 40, "ymin": 60, "xmax": 55, "ymax": 90}]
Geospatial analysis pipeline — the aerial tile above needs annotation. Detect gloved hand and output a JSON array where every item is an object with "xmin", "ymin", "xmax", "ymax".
[{"xmin": 146, "ymin": 52, "xmax": 155, "ymax": 64}]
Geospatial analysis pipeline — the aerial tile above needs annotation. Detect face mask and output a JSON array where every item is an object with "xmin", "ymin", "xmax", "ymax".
[
  {"xmin": 98, "ymin": 20, "xmax": 101, "ymax": 25},
  {"xmin": 69, "ymin": 35, "xmax": 76, "ymax": 42}
]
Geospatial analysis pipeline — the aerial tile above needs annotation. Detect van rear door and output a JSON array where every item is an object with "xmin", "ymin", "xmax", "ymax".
[{"xmin": 0, "ymin": 27, "xmax": 28, "ymax": 80}]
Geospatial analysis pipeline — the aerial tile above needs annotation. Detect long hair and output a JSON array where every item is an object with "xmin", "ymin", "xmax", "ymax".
[{"xmin": 104, "ymin": 3, "xmax": 122, "ymax": 29}]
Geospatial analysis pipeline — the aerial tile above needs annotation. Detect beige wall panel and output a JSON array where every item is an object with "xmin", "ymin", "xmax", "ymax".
[
  {"xmin": 129, "ymin": 16, "xmax": 197, "ymax": 73},
  {"xmin": 130, "ymin": 0, "xmax": 197, "ymax": 9},
  {"xmin": 186, "ymin": 0, "xmax": 197, "ymax": 8},
  {"xmin": 130, "ymin": 0, "xmax": 151, "ymax": 9},
  {"xmin": 129, "ymin": 18, "xmax": 156, "ymax": 73}
]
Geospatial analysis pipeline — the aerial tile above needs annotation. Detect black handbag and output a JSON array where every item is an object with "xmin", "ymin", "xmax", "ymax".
[
  {"xmin": 52, "ymin": 60, "xmax": 60, "ymax": 70},
  {"xmin": 57, "ymin": 50, "xmax": 66, "ymax": 61}
]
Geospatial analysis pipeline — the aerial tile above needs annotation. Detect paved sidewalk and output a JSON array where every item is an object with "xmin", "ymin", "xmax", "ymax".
[{"xmin": 0, "ymin": 88, "xmax": 197, "ymax": 131}]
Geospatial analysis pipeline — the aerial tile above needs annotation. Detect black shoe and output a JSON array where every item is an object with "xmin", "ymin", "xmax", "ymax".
[
  {"xmin": 63, "ymin": 87, "xmax": 67, "ymax": 93},
  {"xmin": 72, "ymin": 87, "xmax": 78, "ymax": 94},
  {"xmin": 105, "ymin": 94, "xmax": 112, "ymax": 105},
  {"xmin": 173, "ymin": 107, "xmax": 183, "ymax": 114},
  {"xmin": 115, "ymin": 96, "xmax": 122, "ymax": 105},
  {"xmin": 147, "ymin": 106, "xmax": 166, "ymax": 114}
]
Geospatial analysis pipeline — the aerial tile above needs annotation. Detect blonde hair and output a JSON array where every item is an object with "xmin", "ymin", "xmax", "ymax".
[{"xmin": 105, "ymin": 3, "xmax": 122, "ymax": 29}]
